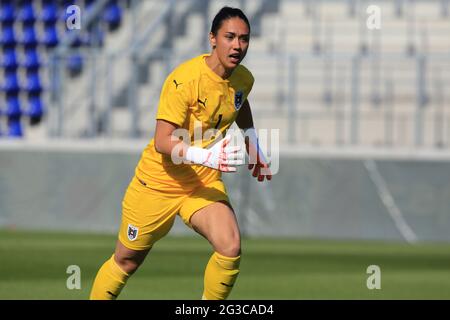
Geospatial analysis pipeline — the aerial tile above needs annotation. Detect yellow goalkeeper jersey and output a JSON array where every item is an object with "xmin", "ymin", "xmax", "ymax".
[{"xmin": 135, "ymin": 53, "xmax": 254, "ymax": 193}]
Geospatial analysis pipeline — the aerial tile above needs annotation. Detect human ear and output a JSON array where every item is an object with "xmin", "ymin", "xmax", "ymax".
[{"xmin": 209, "ymin": 32, "xmax": 217, "ymax": 49}]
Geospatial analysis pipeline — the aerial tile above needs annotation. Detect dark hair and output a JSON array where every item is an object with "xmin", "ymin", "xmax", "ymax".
[{"xmin": 210, "ymin": 6, "xmax": 251, "ymax": 36}]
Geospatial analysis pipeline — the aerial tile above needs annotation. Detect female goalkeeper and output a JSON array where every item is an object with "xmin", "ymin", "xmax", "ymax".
[{"xmin": 90, "ymin": 6, "xmax": 271, "ymax": 300}]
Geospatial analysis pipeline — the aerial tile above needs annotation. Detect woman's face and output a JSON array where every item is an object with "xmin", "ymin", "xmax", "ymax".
[{"xmin": 210, "ymin": 17, "xmax": 250, "ymax": 70}]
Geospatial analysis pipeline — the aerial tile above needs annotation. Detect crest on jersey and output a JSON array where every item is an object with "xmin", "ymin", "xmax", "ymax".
[
  {"xmin": 234, "ymin": 91, "xmax": 243, "ymax": 110},
  {"xmin": 127, "ymin": 224, "xmax": 139, "ymax": 241}
]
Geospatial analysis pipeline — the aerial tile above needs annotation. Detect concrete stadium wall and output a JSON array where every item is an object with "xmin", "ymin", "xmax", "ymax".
[{"xmin": 1, "ymin": 141, "xmax": 450, "ymax": 243}]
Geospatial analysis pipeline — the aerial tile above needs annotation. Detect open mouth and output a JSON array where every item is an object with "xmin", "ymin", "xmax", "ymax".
[{"xmin": 229, "ymin": 53, "xmax": 241, "ymax": 63}]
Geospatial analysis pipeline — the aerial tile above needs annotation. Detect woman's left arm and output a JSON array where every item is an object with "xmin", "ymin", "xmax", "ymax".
[
  {"xmin": 235, "ymin": 99, "xmax": 254, "ymax": 130},
  {"xmin": 235, "ymin": 100, "xmax": 272, "ymax": 182}
]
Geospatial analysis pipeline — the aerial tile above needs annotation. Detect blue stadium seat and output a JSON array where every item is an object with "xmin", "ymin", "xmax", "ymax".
[
  {"xmin": 18, "ymin": 2, "xmax": 36, "ymax": 25},
  {"xmin": 0, "ymin": 25, "xmax": 17, "ymax": 47},
  {"xmin": 28, "ymin": 94, "xmax": 44, "ymax": 125},
  {"xmin": 1, "ymin": 48, "xmax": 18, "ymax": 71},
  {"xmin": 7, "ymin": 118, "xmax": 23, "ymax": 137},
  {"xmin": 0, "ymin": 3, "xmax": 15, "ymax": 25},
  {"xmin": 40, "ymin": 2, "xmax": 58, "ymax": 25},
  {"xmin": 3, "ymin": 71, "xmax": 20, "ymax": 95},
  {"xmin": 102, "ymin": 1, "xmax": 122, "ymax": 31},
  {"xmin": 24, "ymin": 71, "xmax": 43, "ymax": 94},
  {"xmin": 6, "ymin": 93, "xmax": 21, "ymax": 119},
  {"xmin": 66, "ymin": 53, "xmax": 83, "ymax": 77},
  {"xmin": 21, "ymin": 24, "xmax": 38, "ymax": 48},
  {"xmin": 22, "ymin": 48, "xmax": 41, "ymax": 71},
  {"xmin": 42, "ymin": 24, "xmax": 59, "ymax": 48}
]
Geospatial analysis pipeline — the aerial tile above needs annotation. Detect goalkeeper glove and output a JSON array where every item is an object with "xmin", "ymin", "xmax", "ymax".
[
  {"xmin": 185, "ymin": 135, "xmax": 244, "ymax": 172},
  {"xmin": 244, "ymin": 127, "xmax": 272, "ymax": 182}
]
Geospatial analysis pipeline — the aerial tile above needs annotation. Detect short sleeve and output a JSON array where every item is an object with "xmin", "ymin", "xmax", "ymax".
[
  {"xmin": 246, "ymin": 72, "xmax": 254, "ymax": 96},
  {"xmin": 156, "ymin": 76, "xmax": 192, "ymax": 127},
  {"xmin": 230, "ymin": 64, "xmax": 254, "ymax": 100}
]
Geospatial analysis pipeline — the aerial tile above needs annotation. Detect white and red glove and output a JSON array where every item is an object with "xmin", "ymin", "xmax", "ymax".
[
  {"xmin": 244, "ymin": 128, "xmax": 272, "ymax": 182},
  {"xmin": 185, "ymin": 135, "xmax": 244, "ymax": 172}
]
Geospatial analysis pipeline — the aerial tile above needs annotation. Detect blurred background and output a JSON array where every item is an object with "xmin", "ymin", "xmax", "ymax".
[
  {"xmin": 2, "ymin": 0, "xmax": 450, "ymax": 241},
  {"xmin": 1, "ymin": 0, "xmax": 450, "ymax": 299}
]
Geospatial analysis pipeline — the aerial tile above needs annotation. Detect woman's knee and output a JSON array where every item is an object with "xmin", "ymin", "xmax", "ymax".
[
  {"xmin": 190, "ymin": 202, "xmax": 242, "ymax": 257},
  {"xmin": 114, "ymin": 254, "xmax": 142, "ymax": 274},
  {"xmin": 214, "ymin": 234, "xmax": 241, "ymax": 257},
  {"xmin": 114, "ymin": 241, "xmax": 150, "ymax": 274}
]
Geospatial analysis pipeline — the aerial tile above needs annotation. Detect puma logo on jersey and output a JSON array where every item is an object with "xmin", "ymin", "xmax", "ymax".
[
  {"xmin": 198, "ymin": 98, "xmax": 207, "ymax": 107},
  {"xmin": 173, "ymin": 79, "xmax": 182, "ymax": 89}
]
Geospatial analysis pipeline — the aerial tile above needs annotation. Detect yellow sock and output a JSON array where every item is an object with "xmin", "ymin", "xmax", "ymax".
[
  {"xmin": 89, "ymin": 254, "xmax": 130, "ymax": 300},
  {"xmin": 202, "ymin": 252, "xmax": 240, "ymax": 300}
]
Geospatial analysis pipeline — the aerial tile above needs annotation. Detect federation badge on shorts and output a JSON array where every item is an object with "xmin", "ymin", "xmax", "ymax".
[
  {"xmin": 234, "ymin": 91, "xmax": 243, "ymax": 110},
  {"xmin": 127, "ymin": 224, "xmax": 139, "ymax": 241}
]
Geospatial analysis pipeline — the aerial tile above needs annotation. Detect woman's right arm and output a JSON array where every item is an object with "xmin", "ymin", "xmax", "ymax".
[
  {"xmin": 154, "ymin": 119, "xmax": 244, "ymax": 172},
  {"xmin": 154, "ymin": 119, "xmax": 189, "ymax": 158}
]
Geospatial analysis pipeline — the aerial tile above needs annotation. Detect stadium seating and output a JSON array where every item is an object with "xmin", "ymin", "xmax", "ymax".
[
  {"xmin": 0, "ymin": 3, "xmax": 15, "ymax": 26},
  {"xmin": 20, "ymin": 24, "xmax": 38, "ymax": 48},
  {"xmin": 6, "ymin": 93, "xmax": 21, "ymax": 119},
  {"xmin": 24, "ymin": 70, "xmax": 43, "ymax": 95},
  {"xmin": 22, "ymin": 48, "xmax": 41, "ymax": 71},
  {"xmin": 42, "ymin": 24, "xmax": 59, "ymax": 48},
  {"xmin": 0, "ymin": 0, "xmax": 124, "ymax": 138},
  {"xmin": 0, "ymin": 25, "xmax": 16, "ymax": 48},
  {"xmin": 7, "ymin": 118, "xmax": 23, "ymax": 137},
  {"xmin": 40, "ymin": 2, "xmax": 59, "ymax": 25},
  {"xmin": 3, "ymin": 71, "xmax": 20, "ymax": 94},
  {"xmin": 18, "ymin": 2, "xmax": 36, "ymax": 26},
  {"xmin": 242, "ymin": 0, "xmax": 450, "ymax": 146},
  {"xmin": 1, "ymin": 0, "xmax": 446, "ymax": 146},
  {"xmin": 66, "ymin": 53, "xmax": 83, "ymax": 77},
  {"xmin": 1, "ymin": 48, "xmax": 18, "ymax": 71},
  {"xmin": 102, "ymin": 1, "xmax": 122, "ymax": 31},
  {"xmin": 28, "ymin": 94, "xmax": 44, "ymax": 125}
]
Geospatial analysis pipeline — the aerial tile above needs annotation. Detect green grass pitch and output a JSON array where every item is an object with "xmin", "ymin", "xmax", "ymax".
[{"xmin": 1, "ymin": 229, "xmax": 450, "ymax": 300}]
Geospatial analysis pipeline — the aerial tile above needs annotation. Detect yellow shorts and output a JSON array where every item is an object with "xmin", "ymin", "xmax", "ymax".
[{"xmin": 118, "ymin": 175, "xmax": 230, "ymax": 250}]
